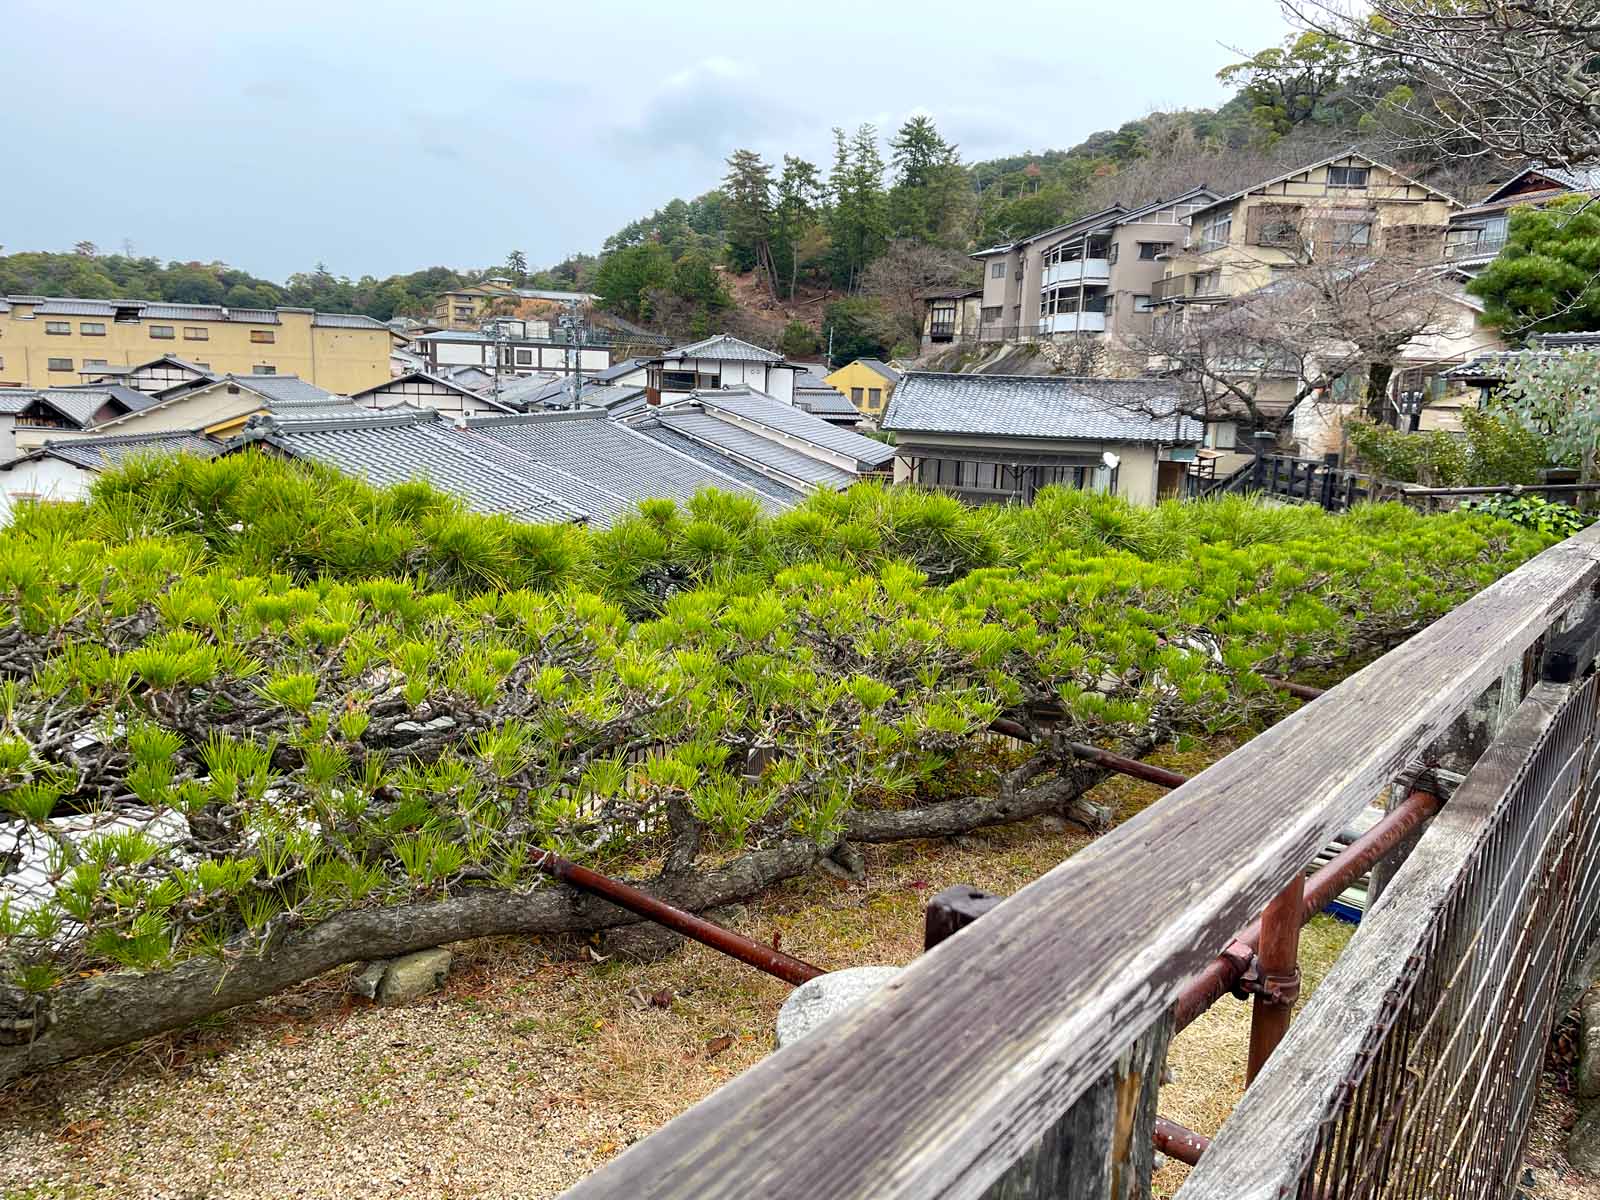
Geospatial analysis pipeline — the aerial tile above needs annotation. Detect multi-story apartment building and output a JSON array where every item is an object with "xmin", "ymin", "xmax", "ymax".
[
  {"xmin": 925, "ymin": 187, "xmax": 1218, "ymax": 354},
  {"xmin": 1149, "ymin": 153, "xmax": 1459, "ymax": 311},
  {"xmin": 430, "ymin": 279, "xmax": 598, "ymax": 331},
  {"xmin": 0, "ymin": 297, "xmax": 395, "ymax": 393}
]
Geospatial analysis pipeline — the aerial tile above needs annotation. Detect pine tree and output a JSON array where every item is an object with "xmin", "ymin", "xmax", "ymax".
[
  {"xmin": 771, "ymin": 156, "xmax": 824, "ymax": 300},
  {"xmin": 888, "ymin": 116, "xmax": 964, "ymax": 243},
  {"xmin": 506, "ymin": 249, "xmax": 528, "ymax": 283},
  {"xmin": 828, "ymin": 125, "xmax": 889, "ymax": 291},
  {"xmin": 722, "ymin": 149, "xmax": 777, "ymax": 297}
]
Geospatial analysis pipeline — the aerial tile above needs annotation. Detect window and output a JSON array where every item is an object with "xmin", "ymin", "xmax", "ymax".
[
  {"xmin": 1193, "ymin": 270, "xmax": 1223, "ymax": 296},
  {"xmin": 454, "ymin": 305, "xmax": 474, "ymax": 317},
  {"xmin": 1331, "ymin": 220, "xmax": 1372, "ymax": 251},
  {"xmin": 44, "ymin": 321, "xmax": 70, "ymax": 335},
  {"xmin": 990, "ymin": 261, "xmax": 1006, "ymax": 278},
  {"xmin": 1198, "ymin": 212, "xmax": 1232, "ymax": 251},
  {"xmin": 80, "ymin": 321, "xmax": 106, "ymax": 336},
  {"xmin": 1133, "ymin": 294, "xmax": 1154, "ymax": 313},
  {"xmin": 1107, "ymin": 242, "xmax": 1119, "ymax": 264},
  {"xmin": 1250, "ymin": 204, "xmax": 1303, "ymax": 248},
  {"xmin": 929, "ymin": 303, "xmax": 957, "ymax": 341},
  {"xmin": 515, "ymin": 348, "xmax": 534, "ymax": 366},
  {"xmin": 83, "ymin": 359, "xmax": 108, "ymax": 370},
  {"xmin": 851, "ymin": 387, "xmax": 864, "ymax": 403},
  {"xmin": 868, "ymin": 387, "xmax": 882, "ymax": 408},
  {"xmin": 1137, "ymin": 242, "xmax": 1171, "ymax": 260},
  {"xmin": 183, "ymin": 327, "xmax": 209, "ymax": 341},
  {"xmin": 250, "ymin": 329, "xmax": 275, "ymax": 344},
  {"xmin": 980, "ymin": 306, "xmax": 1002, "ymax": 322},
  {"xmin": 651, "ymin": 367, "xmax": 718, "ymax": 391},
  {"xmin": 47, "ymin": 357, "xmax": 73, "ymax": 372},
  {"xmin": 1327, "ymin": 165, "xmax": 1370, "ymax": 188},
  {"xmin": 150, "ymin": 325, "xmax": 175, "ymax": 339},
  {"xmin": 252, "ymin": 365, "xmax": 277, "ymax": 375}
]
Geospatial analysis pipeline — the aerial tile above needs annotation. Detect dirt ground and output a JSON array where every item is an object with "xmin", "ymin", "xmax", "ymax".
[{"xmin": 2, "ymin": 746, "xmax": 1595, "ymax": 1199}]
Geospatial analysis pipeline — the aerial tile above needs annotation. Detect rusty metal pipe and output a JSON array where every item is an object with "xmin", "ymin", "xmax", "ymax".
[
  {"xmin": 1245, "ymin": 873, "xmax": 1303, "ymax": 1084},
  {"xmin": 1064, "ymin": 741, "xmax": 1191, "ymax": 790},
  {"xmin": 533, "ymin": 850, "xmax": 825, "ymax": 986},
  {"xmin": 1174, "ymin": 787, "xmax": 1442, "ymax": 1030},
  {"xmin": 1153, "ymin": 1116, "xmax": 1211, "ymax": 1167}
]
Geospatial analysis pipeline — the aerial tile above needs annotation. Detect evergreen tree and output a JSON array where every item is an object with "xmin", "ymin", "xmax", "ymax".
[
  {"xmin": 593, "ymin": 243, "xmax": 673, "ymax": 321},
  {"xmin": 1468, "ymin": 196, "xmax": 1600, "ymax": 336},
  {"xmin": 722, "ymin": 148, "xmax": 777, "ymax": 295},
  {"xmin": 505, "ymin": 249, "xmax": 528, "ymax": 283},
  {"xmin": 888, "ymin": 116, "xmax": 965, "ymax": 242},
  {"xmin": 828, "ymin": 125, "xmax": 889, "ymax": 291},
  {"xmin": 771, "ymin": 155, "xmax": 825, "ymax": 300}
]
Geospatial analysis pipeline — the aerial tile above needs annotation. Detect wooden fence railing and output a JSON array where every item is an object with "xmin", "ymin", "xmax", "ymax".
[{"xmin": 559, "ymin": 526, "xmax": 1600, "ymax": 1198}]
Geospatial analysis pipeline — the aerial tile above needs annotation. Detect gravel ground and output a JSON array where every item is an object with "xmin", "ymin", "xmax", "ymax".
[{"xmin": 8, "ymin": 737, "xmax": 1586, "ymax": 1200}]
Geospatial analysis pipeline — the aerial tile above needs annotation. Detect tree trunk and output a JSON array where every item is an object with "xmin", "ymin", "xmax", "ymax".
[
  {"xmin": 0, "ymin": 763, "xmax": 1121, "ymax": 1086},
  {"xmin": 1365, "ymin": 362, "xmax": 1395, "ymax": 426}
]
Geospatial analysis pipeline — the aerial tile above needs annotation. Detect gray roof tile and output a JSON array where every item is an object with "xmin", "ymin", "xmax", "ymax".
[
  {"xmin": 465, "ymin": 411, "xmax": 790, "ymax": 520},
  {"xmin": 883, "ymin": 372, "xmax": 1203, "ymax": 444},
  {"xmin": 34, "ymin": 431, "xmax": 224, "ymax": 470},
  {"xmin": 666, "ymin": 334, "xmax": 783, "ymax": 363},
  {"xmin": 692, "ymin": 388, "xmax": 895, "ymax": 467},
  {"xmin": 650, "ymin": 412, "xmax": 858, "ymax": 490},
  {"xmin": 631, "ymin": 421, "xmax": 810, "ymax": 505}
]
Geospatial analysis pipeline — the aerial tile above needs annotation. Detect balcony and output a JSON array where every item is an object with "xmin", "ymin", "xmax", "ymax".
[
  {"xmin": 1040, "ymin": 311, "xmax": 1106, "ymax": 334},
  {"xmin": 1150, "ymin": 275, "xmax": 1188, "ymax": 303},
  {"xmin": 1043, "ymin": 258, "xmax": 1111, "ymax": 287},
  {"xmin": 1445, "ymin": 233, "xmax": 1507, "ymax": 261}
]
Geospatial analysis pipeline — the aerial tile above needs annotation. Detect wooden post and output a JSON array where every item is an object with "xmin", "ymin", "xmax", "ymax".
[
  {"xmin": 925, "ymin": 886, "xmax": 1172, "ymax": 1199},
  {"xmin": 981, "ymin": 1016, "xmax": 1173, "ymax": 1200}
]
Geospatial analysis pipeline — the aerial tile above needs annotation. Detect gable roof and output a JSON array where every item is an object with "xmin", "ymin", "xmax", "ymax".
[
  {"xmin": 627, "ymin": 419, "xmax": 810, "ymax": 505},
  {"xmin": 647, "ymin": 411, "xmax": 860, "ymax": 491},
  {"xmin": 664, "ymin": 334, "xmax": 784, "ymax": 363},
  {"xmin": 87, "ymin": 373, "xmax": 341, "ymax": 432},
  {"xmin": 1189, "ymin": 150, "xmax": 1460, "ymax": 218},
  {"xmin": 351, "ymin": 370, "xmax": 489, "ymax": 403},
  {"xmin": 688, "ymin": 388, "xmax": 895, "ymax": 468},
  {"xmin": 6, "ymin": 430, "xmax": 224, "ymax": 472},
  {"xmin": 883, "ymin": 372, "xmax": 1202, "ymax": 444},
  {"xmin": 855, "ymin": 359, "xmax": 901, "ymax": 384},
  {"xmin": 11, "ymin": 388, "xmax": 113, "ymax": 428},
  {"xmin": 1479, "ymin": 163, "xmax": 1600, "ymax": 205},
  {"xmin": 238, "ymin": 410, "xmax": 589, "ymax": 525},
  {"xmin": 463, "ymin": 410, "xmax": 792, "ymax": 521},
  {"xmin": 793, "ymin": 385, "xmax": 861, "ymax": 421}
]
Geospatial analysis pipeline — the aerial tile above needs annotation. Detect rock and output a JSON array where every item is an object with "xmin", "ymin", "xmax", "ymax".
[
  {"xmin": 1037, "ymin": 814, "xmax": 1071, "ymax": 834},
  {"xmin": 820, "ymin": 841, "xmax": 865, "ymax": 881},
  {"xmin": 375, "ymin": 948, "xmax": 453, "ymax": 1005},
  {"xmin": 604, "ymin": 922, "xmax": 686, "ymax": 965},
  {"xmin": 776, "ymin": 966, "xmax": 902, "ymax": 1048},
  {"xmin": 348, "ymin": 960, "xmax": 388, "ymax": 1000},
  {"xmin": 1568, "ymin": 1105, "xmax": 1600, "ymax": 1173},
  {"xmin": 1579, "ymin": 983, "xmax": 1600, "ymax": 1100}
]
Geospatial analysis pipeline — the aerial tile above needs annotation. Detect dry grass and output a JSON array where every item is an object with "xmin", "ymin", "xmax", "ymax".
[{"xmin": 15, "ymin": 734, "xmax": 1572, "ymax": 1199}]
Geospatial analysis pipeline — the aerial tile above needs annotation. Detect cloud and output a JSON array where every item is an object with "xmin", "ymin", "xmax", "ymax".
[{"xmin": 609, "ymin": 57, "xmax": 805, "ymax": 159}]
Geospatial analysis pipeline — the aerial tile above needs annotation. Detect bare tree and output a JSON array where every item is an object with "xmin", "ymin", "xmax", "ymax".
[
  {"xmin": 1138, "ymin": 231, "xmax": 1460, "ymax": 441},
  {"xmin": 860, "ymin": 239, "xmax": 978, "ymax": 350},
  {"xmin": 1289, "ymin": 1, "xmax": 1600, "ymax": 167}
]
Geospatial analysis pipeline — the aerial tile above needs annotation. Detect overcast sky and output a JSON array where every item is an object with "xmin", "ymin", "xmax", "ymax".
[{"xmin": 2, "ymin": 1, "xmax": 1294, "ymax": 282}]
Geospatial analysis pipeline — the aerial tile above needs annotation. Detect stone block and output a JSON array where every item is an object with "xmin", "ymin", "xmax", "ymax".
[
  {"xmin": 1579, "ymin": 983, "xmax": 1600, "ymax": 1101},
  {"xmin": 375, "ymin": 948, "xmax": 453, "ymax": 1005},
  {"xmin": 776, "ymin": 965, "xmax": 902, "ymax": 1048}
]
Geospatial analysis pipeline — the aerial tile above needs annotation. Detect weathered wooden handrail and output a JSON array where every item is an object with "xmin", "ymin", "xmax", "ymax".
[{"xmin": 561, "ymin": 526, "xmax": 1600, "ymax": 1200}]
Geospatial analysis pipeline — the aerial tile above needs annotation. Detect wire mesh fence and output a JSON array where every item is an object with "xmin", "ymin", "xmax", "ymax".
[{"xmin": 1287, "ymin": 675, "xmax": 1600, "ymax": 1200}]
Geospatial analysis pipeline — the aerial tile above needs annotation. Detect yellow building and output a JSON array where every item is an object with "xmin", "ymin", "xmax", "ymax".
[
  {"xmin": 0, "ymin": 297, "xmax": 396, "ymax": 393},
  {"xmin": 1151, "ymin": 152, "xmax": 1461, "ymax": 307},
  {"xmin": 824, "ymin": 359, "xmax": 901, "ymax": 417}
]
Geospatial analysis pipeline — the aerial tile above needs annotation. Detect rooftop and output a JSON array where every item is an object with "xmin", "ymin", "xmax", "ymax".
[
  {"xmin": 883, "ymin": 372, "xmax": 1203, "ymax": 444},
  {"xmin": 690, "ymin": 388, "xmax": 895, "ymax": 468},
  {"xmin": 1, "ymin": 296, "xmax": 390, "ymax": 328},
  {"xmin": 664, "ymin": 334, "xmax": 785, "ymax": 363}
]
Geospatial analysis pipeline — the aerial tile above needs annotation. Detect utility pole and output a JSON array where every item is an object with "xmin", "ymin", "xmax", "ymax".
[{"xmin": 561, "ymin": 297, "xmax": 584, "ymax": 409}]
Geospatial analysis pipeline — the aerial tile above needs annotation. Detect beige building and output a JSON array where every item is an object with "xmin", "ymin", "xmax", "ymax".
[
  {"xmin": 1150, "ymin": 152, "xmax": 1460, "ymax": 310},
  {"xmin": 431, "ymin": 279, "xmax": 598, "ymax": 331},
  {"xmin": 923, "ymin": 187, "xmax": 1218, "ymax": 355},
  {"xmin": 0, "ymin": 297, "xmax": 395, "ymax": 394}
]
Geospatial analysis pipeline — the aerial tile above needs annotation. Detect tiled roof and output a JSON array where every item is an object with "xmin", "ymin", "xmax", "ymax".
[
  {"xmin": 31, "ymin": 431, "xmax": 224, "ymax": 470},
  {"xmin": 593, "ymin": 357, "xmax": 649, "ymax": 382},
  {"xmin": 0, "ymin": 392, "xmax": 35, "ymax": 415},
  {"xmin": 465, "ymin": 411, "xmax": 789, "ymax": 520},
  {"xmin": 256, "ymin": 411, "xmax": 587, "ymax": 524},
  {"xmin": 650, "ymin": 412, "xmax": 858, "ymax": 490},
  {"xmin": 260, "ymin": 399, "xmax": 379, "ymax": 422},
  {"xmin": 693, "ymin": 388, "xmax": 896, "ymax": 467},
  {"xmin": 14, "ymin": 388, "xmax": 109, "ymax": 428},
  {"xmin": 312, "ymin": 312, "xmax": 390, "ymax": 329},
  {"xmin": 794, "ymin": 386, "xmax": 860, "ymax": 420},
  {"xmin": 883, "ymin": 372, "xmax": 1203, "ymax": 444},
  {"xmin": 226, "ymin": 374, "xmax": 339, "ymax": 405},
  {"xmin": 630, "ymin": 420, "xmax": 810, "ymax": 504},
  {"xmin": 666, "ymin": 334, "xmax": 784, "ymax": 363},
  {"xmin": 855, "ymin": 359, "xmax": 901, "ymax": 384},
  {"xmin": 351, "ymin": 370, "xmax": 485, "ymax": 402}
]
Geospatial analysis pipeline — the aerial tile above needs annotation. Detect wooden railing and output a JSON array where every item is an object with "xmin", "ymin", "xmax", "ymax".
[{"xmin": 561, "ymin": 527, "xmax": 1600, "ymax": 1199}]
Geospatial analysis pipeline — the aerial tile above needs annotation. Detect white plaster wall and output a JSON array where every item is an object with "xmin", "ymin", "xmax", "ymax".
[{"xmin": 0, "ymin": 459, "xmax": 94, "ymax": 526}]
